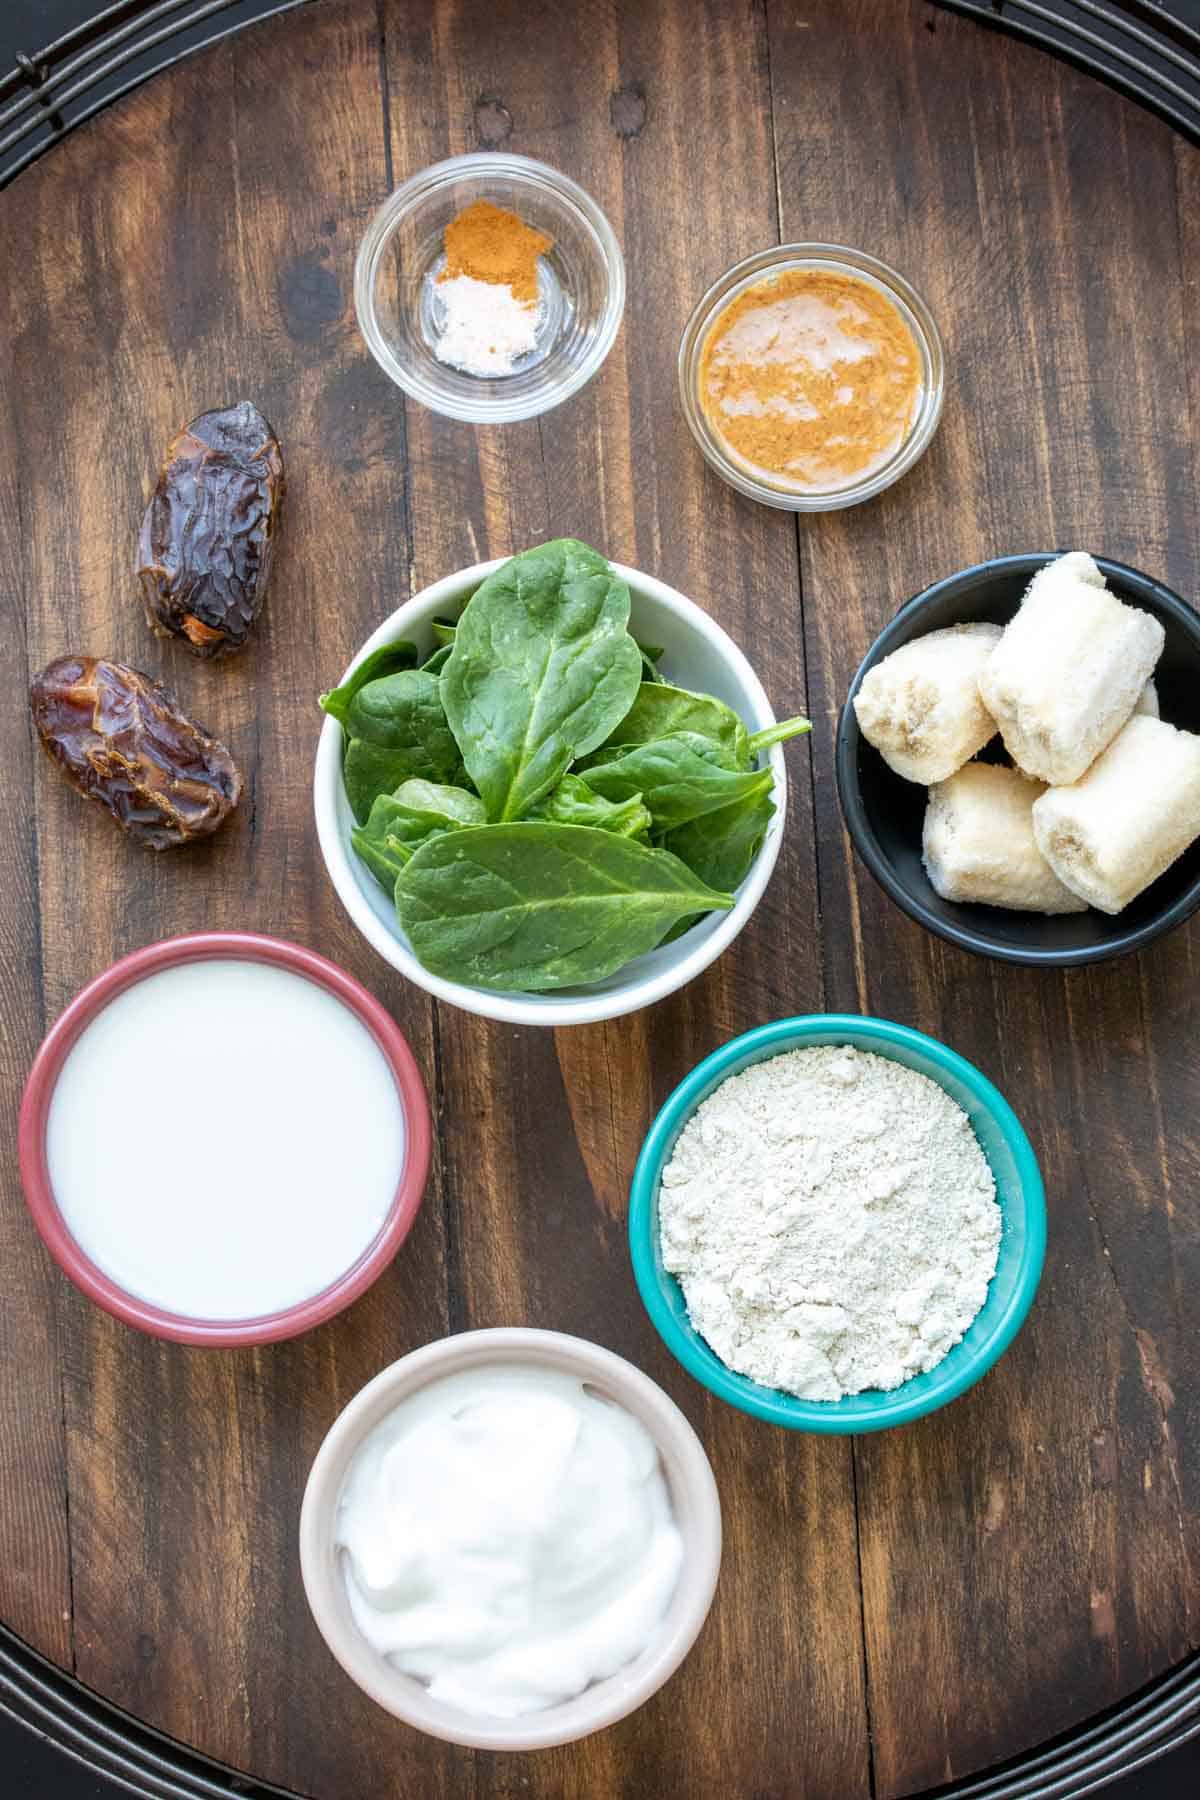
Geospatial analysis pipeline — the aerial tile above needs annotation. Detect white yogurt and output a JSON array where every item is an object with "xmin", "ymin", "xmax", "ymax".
[
  {"xmin": 45, "ymin": 959, "xmax": 406, "ymax": 1320},
  {"xmin": 336, "ymin": 1365, "xmax": 684, "ymax": 1718}
]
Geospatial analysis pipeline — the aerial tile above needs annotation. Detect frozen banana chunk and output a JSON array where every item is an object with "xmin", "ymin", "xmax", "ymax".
[
  {"xmin": 853, "ymin": 623, "xmax": 1002, "ymax": 784},
  {"xmin": 1032, "ymin": 716, "xmax": 1200, "ymax": 914},
  {"xmin": 978, "ymin": 552, "xmax": 1164, "ymax": 785},
  {"xmin": 1043, "ymin": 550, "xmax": 1107, "ymax": 591},
  {"xmin": 1135, "ymin": 679, "xmax": 1159, "ymax": 719},
  {"xmin": 923, "ymin": 762, "xmax": 1088, "ymax": 913}
]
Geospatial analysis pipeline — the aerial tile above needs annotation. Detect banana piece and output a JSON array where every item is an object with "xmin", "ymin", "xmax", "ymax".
[
  {"xmin": 1032, "ymin": 715, "xmax": 1200, "ymax": 914},
  {"xmin": 1045, "ymin": 550, "xmax": 1107, "ymax": 590},
  {"xmin": 978, "ymin": 552, "xmax": 1164, "ymax": 785},
  {"xmin": 853, "ymin": 623, "xmax": 1001, "ymax": 784},
  {"xmin": 923, "ymin": 761, "xmax": 1088, "ymax": 913}
]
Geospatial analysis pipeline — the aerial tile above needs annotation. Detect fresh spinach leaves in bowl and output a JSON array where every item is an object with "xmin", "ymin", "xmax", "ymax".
[{"xmin": 318, "ymin": 538, "xmax": 810, "ymax": 994}]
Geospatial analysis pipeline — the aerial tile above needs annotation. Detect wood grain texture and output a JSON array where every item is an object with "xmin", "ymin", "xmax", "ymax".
[
  {"xmin": 767, "ymin": 1, "xmax": 1200, "ymax": 1792},
  {"xmin": 3, "ymin": 4, "xmax": 454, "ymax": 1792},
  {"xmin": 0, "ymin": 0, "xmax": 1196, "ymax": 1796},
  {"xmin": 0, "ymin": 167, "xmax": 73, "ymax": 1673},
  {"xmin": 379, "ymin": 6, "xmax": 865, "ymax": 1796}
]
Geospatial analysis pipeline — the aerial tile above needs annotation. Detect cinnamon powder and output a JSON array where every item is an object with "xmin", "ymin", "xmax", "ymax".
[{"xmin": 441, "ymin": 199, "xmax": 552, "ymax": 305}]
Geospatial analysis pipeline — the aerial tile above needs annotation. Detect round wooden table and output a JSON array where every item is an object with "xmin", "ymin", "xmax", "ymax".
[{"xmin": 2, "ymin": 1, "xmax": 1198, "ymax": 1795}]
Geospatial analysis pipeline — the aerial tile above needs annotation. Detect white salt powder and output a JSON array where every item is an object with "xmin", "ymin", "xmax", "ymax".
[
  {"xmin": 659, "ymin": 1045, "xmax": 1002, "ymax": 1400},
  {"xmin": 434, "ymin": 273, "xmax": 540, "ymax": 378}
]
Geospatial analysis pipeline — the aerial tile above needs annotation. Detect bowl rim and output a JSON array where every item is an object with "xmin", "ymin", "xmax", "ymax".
[
  {"xmin": 353, "ymin": 150, "xmax": 627, "ymax": 424},
  {"xmin": 835, "ymin": 552, "xmax": 1200, "ymax": 967},
  {"xmin": 677, "ymin": 242, "xmax": 945, "ymax": 513},
  {"xmin": 17, "ymin": 931, "xmax": 432, "ymax": 1346},
  {"xmin": 629, "ymin": 1013, "xmax": 1046, "ymax": 1433},
  {"xmin": 298, "ymin": 1326, "xmax": 723, "ymax": 1750},
  {"xmin": 313, "ymin": 556, "xmax": 788, "ymax": 1027}
]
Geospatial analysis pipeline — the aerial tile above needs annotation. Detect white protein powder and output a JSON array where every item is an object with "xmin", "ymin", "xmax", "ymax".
[
  {"xmin": 434, "ymin": 273, "xmax": 540, "ymax": 377},
  {"xmin": 659, "ymin": 1045, "xmax": 1002, "ymax": 1400}
]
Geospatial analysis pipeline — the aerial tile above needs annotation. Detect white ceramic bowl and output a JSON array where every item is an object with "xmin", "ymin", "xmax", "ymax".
[
  {"xmin": 314, "ymin": 559, "xmax": 789, "ymax": 1026},
  {"xmin": 298, "ymin": 1328, "xmax": 723, "ymax": 1751}
]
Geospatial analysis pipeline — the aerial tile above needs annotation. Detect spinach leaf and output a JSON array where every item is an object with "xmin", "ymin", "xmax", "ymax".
[
  {"xmin": 663, "ymin": 784, "xmax": 776, "ymax": 893},
  {"xmin": 351, "ymin": 833, "xmax": 406, "ymax": 894},
  {"xmin": 340, "ymin": 669, "xmax": 449, "ymax": 750},
  {"xmin": 601, "ymin": 681, "xmax": 751, "ymax": 762},
  {"xmin": 529, "ymin": 773, "xmax": 651, "ymax": 840},
  {"xmin": 580, "ymin": 731, "xmax": 774, "ymax": 830},
  {"xmin": 319, "ymin": 641, "xmax": 418, "ymax": 728},
  {"xmin": 343, "ymin": 742, "xmax": 422, "ymax": 825},
  {"xmin": 340, "ymin": 669, "xmax": 466, "ymax": 823},
  {"xmin": 343, "ymin": 733, "xmax": 466, "ymax": 825},
  {"xmin": 328, "ymin": 535, "xmax": 813, "ymax": 993},
  {"xmin": 351, "ymin": 797, "xmax": 412, "ymax": 892},
  {"xmin": 441, "ymin": 538, "xmax": 643, "ymax": 821},
  {"xmin": 391, "ymin": 780, "xmax": 485, "ymax": 825},
  {"xmin": 747, "ymin": 717, "xmax": 812, "ymax": 756},
  {"xmin": 395, "ymin": 823, "xmax": 733, "ymax": 992},
  {"xmin": 352, "ymin": 783, "xmax": 484, "ymax": 892},
  {"xmin": 636, "ymin": 640, "xmax": 666, "ymax": 683},
  {"xmin": 426, "ymin": 613, "xmax": 664, "ymax": 685}
]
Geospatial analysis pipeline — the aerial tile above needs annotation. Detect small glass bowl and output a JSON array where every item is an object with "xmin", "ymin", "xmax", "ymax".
[
  {"xmin": 678, "ymin": 243, "xmax": 945, "ymax": 512},
  {"xmin": 355, "ymin": 152, "xmax": 625, "ymax": 425}
]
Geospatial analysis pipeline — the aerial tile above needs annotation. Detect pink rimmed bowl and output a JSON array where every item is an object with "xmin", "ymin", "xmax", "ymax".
[{"xmin": 18, "ymin": 931, "xmax": 431, "ymax": 1346}]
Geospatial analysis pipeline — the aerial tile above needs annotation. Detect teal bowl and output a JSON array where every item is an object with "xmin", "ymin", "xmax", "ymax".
[{"xmin": 629, "ymin": 1016, "xmax": 1046, "ymax": 1433}]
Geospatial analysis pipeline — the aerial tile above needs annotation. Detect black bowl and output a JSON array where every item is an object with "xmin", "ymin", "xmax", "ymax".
[{"xmin": 835, "ymin": 554, "xmax": 1200, "ymax": 967}]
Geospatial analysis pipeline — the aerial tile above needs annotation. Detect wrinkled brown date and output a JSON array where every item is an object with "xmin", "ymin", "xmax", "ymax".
[
  {"xmin": 137, "ymin": 400, "xmax": 284, "ymax": 658},
  {"xmin": 30, "ymin": 657, "xmax": 242, "ymax": 849}
]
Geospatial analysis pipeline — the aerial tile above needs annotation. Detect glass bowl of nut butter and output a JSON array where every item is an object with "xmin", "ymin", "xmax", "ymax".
[{"xmin": 678, "ymin": 244, "xmax": 944, "ymax": 512}]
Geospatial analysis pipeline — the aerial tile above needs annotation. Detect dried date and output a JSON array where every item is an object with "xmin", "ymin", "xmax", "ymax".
[
  {"xmin": 137, "ymin": 400, "xmax": 284, "ymax": 658},
  {"xmin": 31, "ymin": 656, "xmax": 242, "ymax": 849}
]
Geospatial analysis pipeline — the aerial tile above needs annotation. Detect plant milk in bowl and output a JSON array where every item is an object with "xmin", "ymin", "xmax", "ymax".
[{"xmin": 20, "ymin": 934, "xmax": 431, "ymax": 1344}]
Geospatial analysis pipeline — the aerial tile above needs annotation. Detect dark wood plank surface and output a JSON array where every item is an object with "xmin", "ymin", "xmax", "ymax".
[
  {"xmin": 0, "ymin": 2, "xmax": 1197, "ymax": 1796},
  {"xmin": 767, "ymin": 5, "xmax": 1200, "ymax": 1791},
  {"xmin": 0, "ymin": 163, "xmax": 73, "ymax": 1676}
]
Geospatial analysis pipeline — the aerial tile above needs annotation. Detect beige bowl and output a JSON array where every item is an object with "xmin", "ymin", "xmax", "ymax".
[{"xmin": 298, "ymin": 1328, "xmax": 723, "ymax": 1750}]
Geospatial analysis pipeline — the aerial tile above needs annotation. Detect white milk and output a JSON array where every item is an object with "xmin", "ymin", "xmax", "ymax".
[
  {"xmin": 336, "ymin": 1365, "xmax": 684, "ymax": 1718},
  {"xmin": 46, "ymin": 959, "xmax": 407, "ymax": 1320}
]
